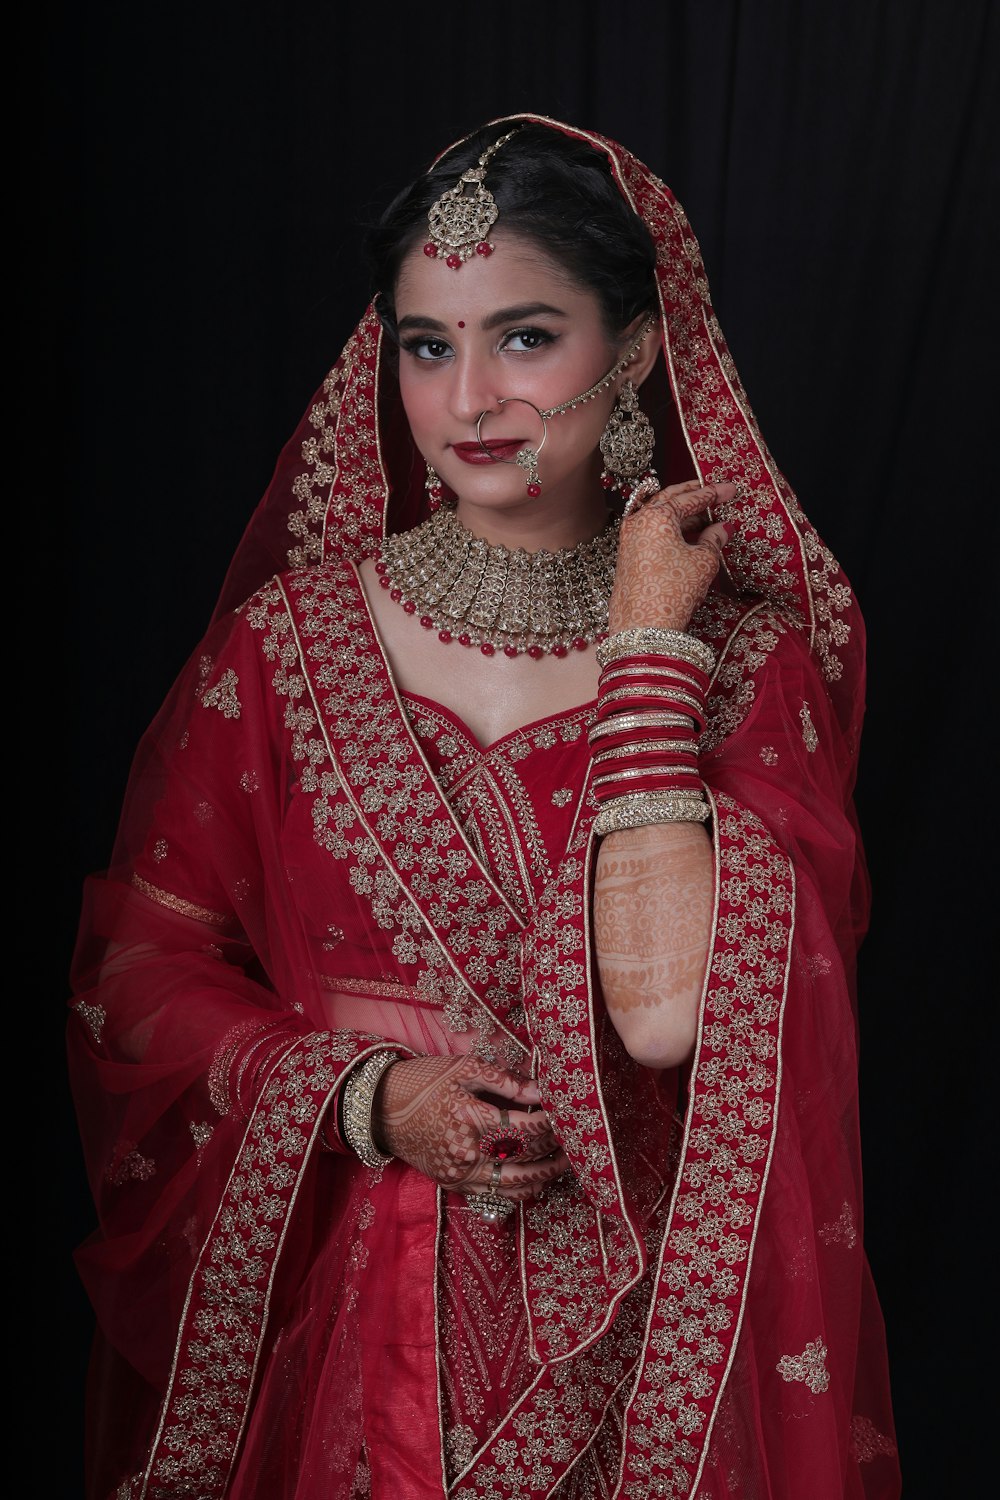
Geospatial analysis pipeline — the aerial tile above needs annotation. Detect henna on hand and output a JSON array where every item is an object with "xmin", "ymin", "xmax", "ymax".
[
  {"xmin": 373, "ymin": 1053, "xmax": 570, "ymax": 1201},
  {"xmin": 610, "ymin": 481, "xmax": 735, "ymax": 632}
]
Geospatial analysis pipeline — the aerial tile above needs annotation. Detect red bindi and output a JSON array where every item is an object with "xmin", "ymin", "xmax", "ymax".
[{"xmin": 457, "ymin": 320, "xmax": 465, "ymax": 328}]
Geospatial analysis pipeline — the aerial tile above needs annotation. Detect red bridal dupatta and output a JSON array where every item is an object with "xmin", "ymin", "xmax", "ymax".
[{"xmin": 69, "ymin": 117, "xmax": 900, "ymax": 1499}]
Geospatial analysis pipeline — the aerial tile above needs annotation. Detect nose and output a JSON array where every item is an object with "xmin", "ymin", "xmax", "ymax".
[{"xmin": 448, "ymin": 350, "xmax": 502, "ymax": 428}]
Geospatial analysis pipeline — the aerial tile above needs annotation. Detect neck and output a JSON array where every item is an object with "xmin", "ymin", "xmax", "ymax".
[{"xmin": 454, "ymin": 487, "xmax": 611, "ymax": 552}]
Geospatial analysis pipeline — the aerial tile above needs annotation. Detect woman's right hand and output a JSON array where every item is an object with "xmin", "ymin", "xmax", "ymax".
[{"xmin": 373, "ymin": 1054, "xmax": 569, "ymax": 1204}]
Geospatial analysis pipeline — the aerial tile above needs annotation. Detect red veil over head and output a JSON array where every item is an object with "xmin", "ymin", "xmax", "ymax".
[{"xmin": 70, "ymin": 115, "xmax": 900, "ymax": 1499}]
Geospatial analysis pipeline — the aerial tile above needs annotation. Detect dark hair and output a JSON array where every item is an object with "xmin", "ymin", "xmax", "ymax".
[{"xmin": 366, "ymin": 121, "xmax": 658, "ymax": 342}]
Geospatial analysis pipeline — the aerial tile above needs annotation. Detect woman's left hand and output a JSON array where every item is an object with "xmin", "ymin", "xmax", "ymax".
[{"xmin": 609, "ymin": 480, "xmax": 735, "ymax": 633}]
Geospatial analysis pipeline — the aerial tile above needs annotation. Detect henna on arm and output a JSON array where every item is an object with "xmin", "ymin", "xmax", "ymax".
[
  {"xmin": 595, "ymin": 481, "xmax": 728, "ymax": 1070},
  {"xmin": 593, "ymin": 821, "xmax": 714, "ymax": 1069}
]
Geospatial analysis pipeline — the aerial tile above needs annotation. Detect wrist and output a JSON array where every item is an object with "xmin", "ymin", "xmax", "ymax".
[
  {"xmin": 590, "ymin": 629, "xmax": 715, "ymax": 838},
  {"xmin": 341, "ymin": 1050, "xmax": 401, "ymax": 1169}
]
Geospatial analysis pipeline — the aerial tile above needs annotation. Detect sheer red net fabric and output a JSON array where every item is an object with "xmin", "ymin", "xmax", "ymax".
[{"xmin": 69, "ymin": 116, "xmax": 899, "ymax": 1498}]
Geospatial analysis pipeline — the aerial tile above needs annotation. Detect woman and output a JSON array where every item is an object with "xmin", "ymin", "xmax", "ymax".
[{"xmin": 69, "ymin": 115, "xmax": 900, "ymax": 1498}]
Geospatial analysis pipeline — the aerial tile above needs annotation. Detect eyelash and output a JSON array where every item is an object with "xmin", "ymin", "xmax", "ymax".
[{"xmin": 400, "ymin": 326, "xmax": 558, "ymax": 361}]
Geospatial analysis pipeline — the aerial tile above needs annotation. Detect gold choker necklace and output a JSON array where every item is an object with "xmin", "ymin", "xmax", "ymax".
[{"xmin": 375, "ymin": 509, "xmax": 620, "ymax": 658}]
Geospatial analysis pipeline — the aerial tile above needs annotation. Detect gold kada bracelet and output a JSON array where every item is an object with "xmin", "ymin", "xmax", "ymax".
[
  {"xmin": 341, "ymin": 1049, "xmax": 400, "ymax": 1169},
  {"xmin": 596, "ymin": 627, "xmax": 717, "ymax": 675},
  {"xmin": 593, "ymin": 791, "xmax": 711, "ymax": 837}
]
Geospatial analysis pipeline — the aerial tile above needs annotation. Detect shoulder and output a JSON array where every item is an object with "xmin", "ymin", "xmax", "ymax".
[{"xmin": 231, "ymin": 559, "xmax": 367, "ymax": 644}]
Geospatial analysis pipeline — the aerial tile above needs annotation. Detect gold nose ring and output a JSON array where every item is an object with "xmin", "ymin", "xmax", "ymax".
[{"xmin": 476, "ymin": 398, "xmax": 548, "ymax": 497}]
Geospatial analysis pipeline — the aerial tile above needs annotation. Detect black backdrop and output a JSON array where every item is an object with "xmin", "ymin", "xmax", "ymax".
[{"xmin": 35, "ymin": 3, "xmax": 996, "ymax": 1494}]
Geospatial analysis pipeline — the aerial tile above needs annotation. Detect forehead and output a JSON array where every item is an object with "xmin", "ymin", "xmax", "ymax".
[{"xmin": 394, "ymin": 232, "xmax": 601, "ymax": 322}]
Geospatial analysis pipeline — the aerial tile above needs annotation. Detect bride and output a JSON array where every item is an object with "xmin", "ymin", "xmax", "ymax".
[{"xmin": 69, "ymin": 115, "xmax": 900, "ymax": 1499}]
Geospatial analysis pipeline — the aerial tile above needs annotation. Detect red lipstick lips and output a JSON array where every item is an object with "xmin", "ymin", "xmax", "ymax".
[{"xmin": 451, "ymin": 440, "xmax": 524, "ymax": 464}]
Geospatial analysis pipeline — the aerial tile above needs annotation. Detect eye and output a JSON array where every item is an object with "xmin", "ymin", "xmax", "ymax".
[
  {"xmin": 500, "ymin": 326, "xmax": 556, "ymax": 353},
  {"xmin": 401, "ymin": 336, "xmax": 453, "ymax": 362}
]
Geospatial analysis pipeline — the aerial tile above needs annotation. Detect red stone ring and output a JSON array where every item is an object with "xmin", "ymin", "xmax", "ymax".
[{"xmin": 479, "ymin": 1111, "xmax": 530, "ymax": 1161}]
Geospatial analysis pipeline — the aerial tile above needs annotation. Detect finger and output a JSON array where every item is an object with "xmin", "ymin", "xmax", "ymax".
[
  {"xmin": 477, "ymin": 1150, "xmax": 571, "ymax": 1197},
  {"xmin": 663, "ymin": 481, "xmax": 739, "ymax": 519},
  {"xmin": 695, "ymin": 522, "xmax": 729, "ymax": 554},
  {"xmin": 458, "ymin": 1064, "xmax": 542, "ymax": 1107},
  {"xmin": 475, "ymin": 1147, "xmax": 570, "ymax": 1188},
  {"xmin": 660, "ymin": 479, "xmax": 704, "ymax": 499},
  {"xmin": 475, "ymin": 1106, "xmax": 558, "ymax": 1162},
  {"xmin": 710, "ymin": 481, "xmax": 740, "ymax": 505},
  {"xmin": 664, "ymin": 485, "xmax": 724, "ymax": 520},
  {"xmin": 500, "ymin": 1152, "xmax": 572, "ymax": 1200},
  {"xmin": 481, "ymin": 1102, "xmax": 556, "ymax": 1140}
]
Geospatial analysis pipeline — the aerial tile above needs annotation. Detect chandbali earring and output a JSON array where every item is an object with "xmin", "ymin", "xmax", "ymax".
[
  {"xmin": 476, "ymin": 398, "xmax": 548, "ymax": 497},
  {"xmin": 599, "ymin": 379, "xmax": 659, "ymax": 511}
]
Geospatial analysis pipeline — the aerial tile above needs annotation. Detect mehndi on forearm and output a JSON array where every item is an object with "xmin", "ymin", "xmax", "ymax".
[{"xmin": 593, "ymin": 820, "xmax": 713, "ymax": 1068}]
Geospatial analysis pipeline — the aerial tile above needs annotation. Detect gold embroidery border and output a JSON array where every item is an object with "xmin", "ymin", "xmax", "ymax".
[
  {"xmin": 140, "ymin": 1033, "xmax": 398, "ymax": 1497},
  {"xmin": 130, "ymin": 872, "xmax": 229, "ymax": 928},
  {"xmin": 281, "ymin": 565, "xmax": 528, "ymax": 1054}
]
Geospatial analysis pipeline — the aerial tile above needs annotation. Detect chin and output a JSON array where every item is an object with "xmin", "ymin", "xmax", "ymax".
[{"xmin": 451, "ymin": 478, "xmax": 538, "ymax": 512}]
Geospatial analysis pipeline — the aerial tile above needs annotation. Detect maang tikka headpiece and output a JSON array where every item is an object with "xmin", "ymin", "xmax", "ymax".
[{"xmin": 423, "ymin": 129, "xmax": 520, "ymax": 269}]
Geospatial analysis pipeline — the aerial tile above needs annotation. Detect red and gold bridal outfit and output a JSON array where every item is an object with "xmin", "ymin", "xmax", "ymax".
[{"xmin": 69, "ymin": 117, "xmax": 901, "ymax": 1499}]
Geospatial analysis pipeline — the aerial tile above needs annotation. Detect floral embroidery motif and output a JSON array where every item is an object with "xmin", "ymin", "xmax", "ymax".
[
  {"xmin": 189, "ymin": 1120, "xmax": 214, "ymax": 1165},
  {"xmin": 819, "ymin": 1202, "xmax": 858, "ymax": 1249},
  {"xmin": 73, "ymin": 999, "xmax": 106, "ymax": 1043},
  {"xmin": 698, "ymin": 602, "xmax": 788, "ymax": 755},
  {"xmin": 551, "ymin": 788, "xmax": 573, "ymax": 806},
  {"xmin": 807, "ymin": 951, "xmax": 832, "ymax": 978},
  {"xmin": 799, "ymin": 700, "xmax": 819, "ymax": 752},
  {"xmin": 240, "ymin": 769, "xmax": 259, "ymax": 793},
  {"xmin": 200, "ymin": 666, "xmax": 241, "ymax": 719},
  {"xmin": 776, "ymin": 1337, "xmax": 831, "ymax": 1394},
  {"xmin": 153, "ymin": 838, "xmax": 168, "ymax": 862},
  {"xmin": 107, "ymin": 1145, "xmax": 156, "ymax": 1185},
  {"xmin": 849, "ymin": 1414, "xmax": 897, "ymax": 1462},
  {"xmin": 759, "ymin": 745, "xmax": 778, "ymax": 766}
]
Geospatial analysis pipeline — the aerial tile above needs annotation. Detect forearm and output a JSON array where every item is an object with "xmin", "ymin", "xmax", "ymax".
[{"xmin": 593, "ymin": 820, "xmax": 714, "ymax": 1069}]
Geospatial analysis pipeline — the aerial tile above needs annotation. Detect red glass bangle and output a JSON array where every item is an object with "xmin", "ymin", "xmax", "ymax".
[{"xmin": 598, "ymin": 653, "xmax": 711, "ymax": 688}]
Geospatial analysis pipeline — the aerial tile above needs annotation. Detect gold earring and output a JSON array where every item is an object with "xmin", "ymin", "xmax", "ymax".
[
  {"xmin": 425, "ymin": 464, "xmax": 447, "ymax": 511},
  {"xmin": 599, "ymin": 379, "xmax": 657, "ymax": 495}
]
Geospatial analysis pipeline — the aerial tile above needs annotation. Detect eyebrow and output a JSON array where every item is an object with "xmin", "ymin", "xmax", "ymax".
[{"xmin": 396, "ymin": 302, "xmax": 570, "ymax": 335}]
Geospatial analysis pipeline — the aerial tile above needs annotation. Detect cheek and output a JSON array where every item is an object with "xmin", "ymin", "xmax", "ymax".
[
  {"xmin": 398, "ymin": 369, "xmax": 433, "ymax": 439},
  {"xmin": 550, "ymin": 399, "xmax": 615, "ymax": 465}
]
